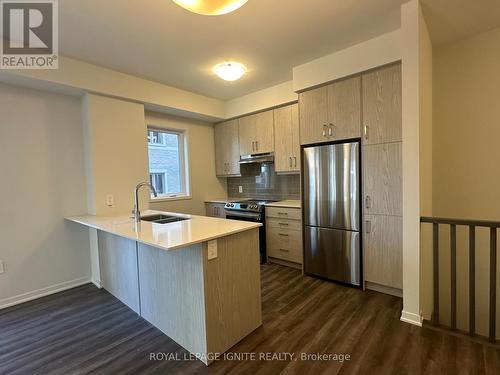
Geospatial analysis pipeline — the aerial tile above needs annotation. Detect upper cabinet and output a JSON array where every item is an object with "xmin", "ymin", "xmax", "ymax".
[
  {"xmin": 214, "ymin": 120, "xmax": 240, "ymax": 177},
  {"xmin": 238, "ymin": 111, "xmax": 274, "ymax": 155},
  {"xmin": 274, "ymin": 104, "xmax": 300, "ymax": 173},
  {"xmin": 362, "ymin": 64, "xmax": 402, "ymax": 145},
  {"xmin": 299, "ymin": 76, "xmax": 361, "ymax": 145}
]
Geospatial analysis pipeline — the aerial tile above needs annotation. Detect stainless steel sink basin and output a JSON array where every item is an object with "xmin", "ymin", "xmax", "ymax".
[{"xmin": 140, "ymin": 214, "xmax": 189, "ymax": 224}]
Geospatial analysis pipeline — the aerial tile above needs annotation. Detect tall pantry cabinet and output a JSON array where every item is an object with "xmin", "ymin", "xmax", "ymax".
[{"xmin": 361, "ymin": 63, "xmax": 403, "ymax": 294}]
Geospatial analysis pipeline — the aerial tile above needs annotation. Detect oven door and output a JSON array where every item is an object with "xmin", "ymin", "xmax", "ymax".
[
  {"xmin": 224, "ymin": 211, "xmax": 262, "ymax": 222},
  {"xmin": 224, "ymin": 210, "xmax": 266, "ymax": 264}
]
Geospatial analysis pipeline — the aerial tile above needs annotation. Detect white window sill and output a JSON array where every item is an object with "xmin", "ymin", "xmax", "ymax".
[{"xmin": 150, "ymin": 195, "xmax": 192, "ymax": 203}]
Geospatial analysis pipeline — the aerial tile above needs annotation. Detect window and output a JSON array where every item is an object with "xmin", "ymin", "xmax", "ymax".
[{"xmin": 147, "ymin": 127, "xmax": 190, "ymax": 199}]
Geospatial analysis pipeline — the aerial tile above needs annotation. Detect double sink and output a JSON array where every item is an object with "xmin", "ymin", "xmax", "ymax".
[{"xmin": 140, "ymin": 214, "xmax": 189, "ymax": 225}]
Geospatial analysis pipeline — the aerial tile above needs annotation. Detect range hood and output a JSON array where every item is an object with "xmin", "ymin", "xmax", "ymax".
[{"xmin": 239, "ymin": 152, "xmax": 274, "ymax": 165}]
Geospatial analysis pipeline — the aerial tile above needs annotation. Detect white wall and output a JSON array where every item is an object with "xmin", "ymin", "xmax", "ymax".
[
  {"xmin": 146, "ymin": 112, "xmax": 227, "ymax": 215},
  {"xmin": 224, "ymin": 81, "xmax": 297, "ymax": 119},
  {"xmin": 425, "ymin": 25, "xmax": 500, "ymax": 338},
  {"xmin": 0, "ymin": 83, "xmax": 90, "ymax": 308},
  {"xmin": 82, "ymin": 94, "xmax": 150, "ymax": 216},
  {"xmin": 0, "ymin": 56, "xmax": 226, "ymax": 121},
  {"xmin": 293, "ymin": 29, "xmax": 402, "ymax": 92},
  {"xmin": 399, "ymin": 0, "xmax": 432, "ymax": 326}
]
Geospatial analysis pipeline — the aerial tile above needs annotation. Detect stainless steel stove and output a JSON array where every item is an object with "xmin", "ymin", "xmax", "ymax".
[{"xmin": 224, "ymin": 200, "xmax": 277, "ymax": 264}]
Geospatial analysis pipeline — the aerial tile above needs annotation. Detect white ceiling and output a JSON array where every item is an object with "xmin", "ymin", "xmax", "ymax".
[
  {"xmin": 58, "ymin": 0, "xmax": 500, "ymax": 100},
  {"xmin": 421, "ymin": 0, "xmax": 500, "ymax": 46},
  {"xmin": 59, "ymin": 0, "xmax": 404, "ymax": 100}
]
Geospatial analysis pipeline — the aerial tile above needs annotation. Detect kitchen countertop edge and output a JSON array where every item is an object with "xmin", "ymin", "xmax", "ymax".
[{"xmin": 66, "ymin": 210, "xmax": 262, "ymax": 252}]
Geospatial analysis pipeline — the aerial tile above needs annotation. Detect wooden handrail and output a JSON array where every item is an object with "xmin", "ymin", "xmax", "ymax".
[{"xmin": 421, "ymin": 216, "xmax": 500, "ymax": 228}]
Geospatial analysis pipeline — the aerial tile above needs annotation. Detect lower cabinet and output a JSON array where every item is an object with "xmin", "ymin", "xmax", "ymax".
[
  {"xmin": 364, "ymin": 214, "xmax": 402, "ymax": 293},
  {"xmin": 265, "ymin": 207, "xmax": 302, "ymax": 268},
  {"xmin": 205, "ymin": 203, "xmax": 226, "ymax": 218}
]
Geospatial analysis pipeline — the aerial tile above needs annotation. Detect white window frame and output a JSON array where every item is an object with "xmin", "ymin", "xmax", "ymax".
[{"xmin": 147, "ymin": 126, "xmax": 191, "ymax": 202}]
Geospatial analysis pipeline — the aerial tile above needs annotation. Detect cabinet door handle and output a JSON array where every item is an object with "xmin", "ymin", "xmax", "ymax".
[
  {"xmin": 278, "ymin": 212, "xmax": 288, "ymax": 216},
  {"xmin": 279, "ymin": 233, "xmax": 289, "ymax": 237},
  {"xmin": 322, "ymin": 124, "xmax": 327, "ymax": 137},
  {"xmin": 251, "ymin": 141, "xmax": 255, "ymax": 152},
  {"xmin": 255, "ymin": 141, "xmax": 259, "ymax": 151},
  {"xmin": 279, "ymin": 248, "xmax": 290, "ymax": 252},
  {"xmin": 294, "ymin": 156, "xmax": 297, "ymax": 168},
  {"xmin": 365, "ymin": 195, "xmax": 371, "ymax": 209},
  {"xmin": 365, "ymin": 220, "xmax": 372, "ymax": 234},
  {"xmin": 278, "ymin": 222, "xmax": 289, "ymax": 226},
  {"xmin": 328, "ymin": 123, "xmax": 334, "ymax": 137},
  {"xmin": 289, "ymin": 157, "xmax": 292, "ymax": 168},
  {"xmin": 363, "ymin": 125, "xmax": 369, "ymax": 140}
]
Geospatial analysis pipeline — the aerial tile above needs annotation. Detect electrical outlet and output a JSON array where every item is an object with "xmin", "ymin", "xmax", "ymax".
[
  {"xmin": 0, "ymin": 260, "xmax": 5, "ymax": 274},
  {"xmin": 106, "ymin": 194, "xmax": 114, "ymax": 207},
  {"xmin": 207, "ymin": 240, "xmax": 218, "ymax": 260},
  {"xmin": 238, "ymin": 185, "xmax": 243, "ymax": 193}
]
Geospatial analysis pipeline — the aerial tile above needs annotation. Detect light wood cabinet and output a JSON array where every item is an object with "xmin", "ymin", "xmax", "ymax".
[
  {"xmin": 299, "ymin": 76, "xmax": 361, "ymax": 145},
  {"xmin": 266, "ymin": 206, "xmax": 302, "ymax": 268},
  {"xmin": 362, "ymin": 64, "xmax": 402, "ymax": 145},
  {"xmin": 298, "ymin": 86, "xmax": 328, "ymax": 145},
  {"xmin": 238, "ymin": 110, "xmax": 274, "ymax": 155},
  {"xmin": 273, "ymin": 103, "xmax": 300, "ymax": 173},
  {"xmin": 363, "ymin": 142, "xmax": 402, "ymax": 216},
  {"xmin": 214, "ymin": 120, "xmax": 240, "ymax": 177},
  {"xmin": 364, "ymin": 214, "xmax": 402, "ymax": 290},
  {"xmin": 361, "ymin": 63, "xmax": 402, "ymax": 294},
  {"xmin": 205, "ymin": 203, "xmax": 226, "ymax": 218}
]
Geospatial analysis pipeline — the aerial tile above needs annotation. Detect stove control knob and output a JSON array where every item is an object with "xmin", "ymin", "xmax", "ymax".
[{"xmin": 230, "ymin": 203, "xmax": 235, "ymax": 207}]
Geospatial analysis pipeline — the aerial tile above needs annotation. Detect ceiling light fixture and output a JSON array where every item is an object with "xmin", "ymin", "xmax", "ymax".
[
  {"xmin": 172, "ymin": 0, "xmax": 248, "ymax": 16},
  {"xmin": 213, "ymin": 62, "xmax": 247, "ymax": 81}
]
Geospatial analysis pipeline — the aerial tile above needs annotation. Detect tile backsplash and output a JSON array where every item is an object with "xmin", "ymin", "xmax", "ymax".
[{"xmin": 227, "ymin": 163, "xmax": 300, "ymax": 201}]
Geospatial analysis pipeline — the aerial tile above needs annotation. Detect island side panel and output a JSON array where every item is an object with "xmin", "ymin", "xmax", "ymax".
[
  {"xmin": 98, "ymin": 231, "xmax": 140, "ymax": 313},
  {"xmin": 203, "ymin": 228, "xmax": 262, "ymax": 356},
  {"xmin": 137, "ymin": 242, "xmax": 208, "ymax": 361}
]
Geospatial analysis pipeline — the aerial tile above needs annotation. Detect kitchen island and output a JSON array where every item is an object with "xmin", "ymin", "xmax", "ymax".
[{"xmin": 66, "ymin": 210, "xmax": 262, "ymax": 365}]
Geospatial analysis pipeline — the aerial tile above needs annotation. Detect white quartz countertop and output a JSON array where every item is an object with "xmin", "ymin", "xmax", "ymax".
[
  {"xmin": 265, "ymin": 200, "xmax": 301, "ymax": 208},
  {"xmin": 66, "ymin": 210, "xmax": 261, "ymax": 252}
]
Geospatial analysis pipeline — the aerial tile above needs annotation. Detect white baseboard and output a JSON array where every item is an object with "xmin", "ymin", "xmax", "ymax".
[
  {"xmin": 0, "ymin": 276, "xmax": 91, "ymax": 310},
  {"xmin": 400, "ymin": 310, "xmax": 423, "ymax": 327},
  {"xmin": 92, "ymin": 279, "xmax": 102, "ymax": 289}
]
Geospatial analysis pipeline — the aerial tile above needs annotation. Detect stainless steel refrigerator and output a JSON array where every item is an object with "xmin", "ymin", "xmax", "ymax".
[{"xmin": 303, "ymin": 141, "xmax": 361, "ymax": 286}]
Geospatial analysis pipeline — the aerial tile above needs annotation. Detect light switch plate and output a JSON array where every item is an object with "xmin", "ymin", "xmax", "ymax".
[
  {"xmin": 238, "ymin": 185, "xmax": 243, "ymax": 193},
  {"xmin": 106, "ymin": 194, "xmax": 114, "ymax": 207},
  {"xmin": 0, "ymin": 260, "xmax": 5, "ymax": 274},
  {"xmin": 207, "ymin": 240, "xmax": 217, "ymax": 260}
]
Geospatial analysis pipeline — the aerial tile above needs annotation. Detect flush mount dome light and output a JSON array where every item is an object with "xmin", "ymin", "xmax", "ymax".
[
  {"xmin": 172, "ymin": 0, "xmax": 248, "ymax": 15},
  {"xmin": 213, "ymin": 62, "xmax": 247, "ymax": 81}
]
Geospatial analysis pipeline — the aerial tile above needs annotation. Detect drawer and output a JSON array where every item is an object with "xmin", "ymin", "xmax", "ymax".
[
  {"xmin": 265, "ymin": 207, "xmax": 301, "ymax": 220},
  {"xmin": 266, "ymin": 217, "xmax": 302, "ymax": 231},
  {"xmin": 266, "ymin": 229, "xmax": 303, "ymax": 264}
]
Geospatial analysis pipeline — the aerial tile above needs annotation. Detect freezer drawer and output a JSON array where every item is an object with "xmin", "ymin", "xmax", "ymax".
[
  {"xmin": 303, "ymin": 142, "xmax": 360, "ymax": 231},
  {"xmin": 304, "ymin": 226, "xmax": 360, "ymax": 286}
]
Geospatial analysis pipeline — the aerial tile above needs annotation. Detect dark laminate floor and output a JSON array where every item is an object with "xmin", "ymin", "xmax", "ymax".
[{"xmin": 1, "ymin": 264, "xmax": 500, "ymax": 375}]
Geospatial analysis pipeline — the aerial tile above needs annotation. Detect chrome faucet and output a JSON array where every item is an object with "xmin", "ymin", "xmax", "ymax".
[{"xmin": 133, "ymin": 182, "xmax": 157, "ymax": 222}]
